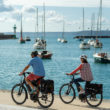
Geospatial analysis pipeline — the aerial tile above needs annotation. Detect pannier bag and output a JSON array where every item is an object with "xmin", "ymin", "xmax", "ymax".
[
  {"xmin": 86, "ymin": 83, "xmax": 103, "ymax": 94},
  {"xmin": 40, "ymin": 79, "xmax": 54, "ymax": 93}
]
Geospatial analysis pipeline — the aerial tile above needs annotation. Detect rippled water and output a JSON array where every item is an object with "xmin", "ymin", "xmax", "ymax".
[{"xmin": 0, "ymin": 32, "xmax": 110, "ymax": 99}]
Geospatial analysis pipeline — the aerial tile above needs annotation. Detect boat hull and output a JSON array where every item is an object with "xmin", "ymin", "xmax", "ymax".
[
  {"xmin": 19, "ymin": 40, "xmax": 25, "ymax": 43},
  {"xmin": 41, "ymin": 53, "xmax": 52, "ymax": 59},
  {"xmin": 38, "ymin": 51, "xmax": 52, "ymax": 59},
  {"xmin": 94, "ymin": 57, "xmax": 110, "ymax": 63}
]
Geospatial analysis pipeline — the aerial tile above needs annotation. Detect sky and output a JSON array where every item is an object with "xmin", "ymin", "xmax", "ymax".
[{"xmin": 0, "ymin": 0, "xmax": 110, "ymax": 32}]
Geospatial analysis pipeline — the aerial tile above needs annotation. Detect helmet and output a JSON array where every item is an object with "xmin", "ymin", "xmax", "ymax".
[{"xmin": 80, "ymin": 55, "xmax": 87, "ymax": 60}]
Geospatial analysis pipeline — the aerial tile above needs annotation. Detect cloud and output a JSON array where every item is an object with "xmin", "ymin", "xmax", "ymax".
[
  {"xmin": 4, "ymin": 0, "xmax": 110, "ymax": 7},
  {"xmin": 0, "ymin": 17, "xmax": 7, "ymax": 22},
  {"xmin": 22, "ymin": 6, "xmax": 36, "ymax": 13},
  {"xmin": 0, "ymin": 0, "xmax": 13, "ymax": 12}
]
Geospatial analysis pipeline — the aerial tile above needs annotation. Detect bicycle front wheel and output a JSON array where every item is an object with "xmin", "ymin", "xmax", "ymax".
[
  {"xmin": 38, "ymin": 92, "xmax": 54, "ymax": 108},
  {"xmin": 59, "ymin": 83, "xmax": 75, "ymax": 104},
  {"xmin": 11, "ymin": 84, "xmax": 27, "ymax": 105},
  {"xmin": 86, "ymin": 93, "xmax": 103, "ymax": 107}
]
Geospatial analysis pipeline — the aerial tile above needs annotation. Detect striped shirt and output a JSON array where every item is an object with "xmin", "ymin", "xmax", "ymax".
[{"xmin": 70, "ymin": 63, "xmax": 93, "ymax": 81}]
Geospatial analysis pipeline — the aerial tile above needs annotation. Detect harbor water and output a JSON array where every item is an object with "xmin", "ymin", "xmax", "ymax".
[{"xmin": 0, "ymin": 32, "xmax": 110, "ymax": 99}]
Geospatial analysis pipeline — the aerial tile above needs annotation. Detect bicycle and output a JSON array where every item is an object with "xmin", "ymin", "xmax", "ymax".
[
  {"xmin": 11, "ymin": 72, "xmax": 54, "ymax": 108},
  {"xmin": 59, "ymin": 73, "xmax": 103, "ymax": 107}
]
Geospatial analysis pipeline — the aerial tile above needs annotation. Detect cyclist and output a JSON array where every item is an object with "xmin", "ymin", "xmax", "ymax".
[
  {"xmin": 66, "ymin": 55, "xmax": 93, "ymax": 94},
  {"xmin": 19, "ymin": 51, "xmax": 45, "ymax": 94}
]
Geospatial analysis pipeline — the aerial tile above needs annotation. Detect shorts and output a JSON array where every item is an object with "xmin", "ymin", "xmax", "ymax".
[{"xmin": 27, "ymin": 73, "xmax": 43, "ymax": 81}]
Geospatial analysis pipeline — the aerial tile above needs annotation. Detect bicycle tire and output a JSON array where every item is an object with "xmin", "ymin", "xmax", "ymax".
[
  {"xmin": 59, "ymin": 83, "xmax": 76, "ymax": 104},
  {"xmin": 11, "ymin": 84, "xmax": 27, "ymax": 105},
  {"xmin": 37, "ymin": 92, "xmax": 54, "ymax": 108},
  {"xmin": 86, "ymin": 93, "xmax": 103, "ymax": 107}
]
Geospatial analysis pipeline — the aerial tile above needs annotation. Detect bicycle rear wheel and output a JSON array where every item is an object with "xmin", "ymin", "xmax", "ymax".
[
  {"xmin": 37, "ymin": 92, "xmax": 54, "ymax": 108},
  {"xmin": 86, "ymin": 93, "xmax": 103, "ymax": 107},
  {"xmin": 11, "ymin": 84, "xmax": 27, "ymax": 105},
  {"xmin": 59, "ymin": 84, "xmax": 75, "ymax": 104}
]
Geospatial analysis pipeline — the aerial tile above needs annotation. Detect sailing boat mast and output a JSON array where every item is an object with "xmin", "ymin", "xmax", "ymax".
[
  {"xmin": 35, "ymin": 8, "xmax": 39, "ymax": 38},
  {"xmin": 62, "ymin": 19, "xmax": 65, "ymax": 39},
  {"xmin": 91, "ymin": 13, "xmax": 95, "ymax": 36},
  {"xmin": 42, "ymin": 15, "xmax": 44, "ymax": 40},
  {"xmin": 82, "ymin": 8, "xmax": 85, "ymax": 39},
  {"xmin": 43, "ymin": 2, "xmax": 45, "ymax": 41},
  {"xmin": 97, "ymin": 0, "xmax": 102, "ymax": 37},
  {"xmin": 20, "ymin": 13, "xmax": 23, "ymax": 40},
  {"xmin": 99, "ymin": 0, "xmax": 102, "ymax": 32}
]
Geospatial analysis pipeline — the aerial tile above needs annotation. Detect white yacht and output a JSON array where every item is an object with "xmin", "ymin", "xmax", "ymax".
[
  {"xmin": 57, "ymin": 38, "xmax": 62, "ymax": 42},
  {"xmin": 33, "ymin": 40, "xmax": 45, "ymax": 49},
  {"xmin": 79, "ymin": 41, "xmax": 90, "ymax": 49},
  {"xmin": 88, "ymin": 39, "xmax": 95, "ymax": 46},
  {"xmin": 61, "ymin": 38, "xmax": 67, "ymax": 43},
  {"xmin": 93, "ymin": 52, "xmax": 110, "ymax": 63},
  {"xmin": 94, "ymin": 40, "xmax": 102, "ymax": 48}
]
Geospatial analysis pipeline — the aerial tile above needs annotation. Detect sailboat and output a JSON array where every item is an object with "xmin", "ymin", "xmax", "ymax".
[
  {"xmin": 61, "ymin": 20, "xmax": 67, "ymax": 43},
  {"xmin": 88, "ymin": 13, "xmax": 96, "ymax": 46},
  {"xmin": 33, "ymin": 8, "xmax": 45, "ymax": 49},
  {"xmin": 38, "ymin": 3, "xmax": 52, "ymax": 59},
  {"xmin": 19, "ymin": 14, "xmax": 25, "ymax": 43},
  {"xmin": 93, "ymin": 0, "xmax": 110, "ymax": 63},
  {"xmin": 57, "ymin": 38, "xmax": 62, "ymax": 42},
  {"xmin": 79, "ymin": 8, "xmax": 90, "ymax": 49},
  {"xmin": 93, "ymin": 0, "xmax": 103, "ymax": 48}
]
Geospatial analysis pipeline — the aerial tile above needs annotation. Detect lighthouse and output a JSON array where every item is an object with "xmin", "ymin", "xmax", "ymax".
[{"xmin": 13, "ymin": 24, "xmax": 17, "ymax": 35}]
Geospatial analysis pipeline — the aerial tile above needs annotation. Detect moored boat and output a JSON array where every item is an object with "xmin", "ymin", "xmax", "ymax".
[
  {"xmin": 57, "ymin": 38, "xmax": 61, "ymax": 42},
  {"xmin": 94, "ymin": 39, "xmax": 103, "ymax": 48},
  {"xmin": 38, "ymin": 50, "xmax": 52, "ymax": 59},
  {"xmin": 79, "ymin": 41, "xmax": 90, "ymax": 49},
  {"xmin": 93, "ymin": 52, "xmax": 110, "ymax": 63},
  {"xmin": 19, "ymin": 14, "xmax": 25, "ymax": 44},
  {"xmin": 25, "ymin": 36, "xmax": 31, "ymax": 41},
  {"xmin": 61, "ymin": 38, "xmax": 67, "ymax": 43}
]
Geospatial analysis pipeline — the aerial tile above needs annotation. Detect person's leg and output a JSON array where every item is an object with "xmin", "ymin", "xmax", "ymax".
[
  {"xmin": 25, "ymin": 77, "xmax": 34, "ymax": 89},
  {"xmin": 74, "ymin": 78, "xmax": 85, "ymax": 92},
  {"xmin": 25, "ymin": 73, "xmax": 37, "ymax": 90}
]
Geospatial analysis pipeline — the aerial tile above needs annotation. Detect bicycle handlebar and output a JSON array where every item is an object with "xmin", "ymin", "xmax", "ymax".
[{"xmin": 22, "ymin": 72, "xmax": 31, "ymax": 77}]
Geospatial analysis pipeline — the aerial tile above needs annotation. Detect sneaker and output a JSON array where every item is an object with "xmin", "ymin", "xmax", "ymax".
[
  {"xmin": 79, "ymin": 90, "xmax": 85, "ymax": 95},
  {"xmin": 30, "ymin": 88, "xmax": 37, "ymax": 94}
]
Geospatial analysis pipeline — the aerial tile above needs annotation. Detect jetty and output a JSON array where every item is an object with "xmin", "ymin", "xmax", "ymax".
[
  {"xmin": 0, "ymin": 24, "xmax": 17, "ymax": 40},
  {"xmin": 0, "ymin": 33, "xmax": 16, "ymax": 40},
  {"xmin": 74, "ymin": 35, "xmax": 110, "ymax": 39}
]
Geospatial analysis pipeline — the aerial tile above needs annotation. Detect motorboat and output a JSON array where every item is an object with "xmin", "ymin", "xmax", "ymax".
[
  {"xmin": 38, "ymin": 50, "xmax": 52, "ymax": 59},
  {"xmin": 25, "ymin": 36, "xmax": 31, "ymax": 41},
  {"xmin": 93, "ymin": 52, "xmax": 110, "ymax": 63},
  {"xmin": 61, "ymin": 38, "xmax": 67, "ymax": 43}
]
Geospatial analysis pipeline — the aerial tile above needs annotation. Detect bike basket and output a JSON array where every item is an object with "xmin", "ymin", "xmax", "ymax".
[
  {"xmin": 40, "ymin": 79, "xmax": 54, "ymax": 93},
  {"xmin": 86, "ymin": 83, "xmax": 103, "ymax": 94}
]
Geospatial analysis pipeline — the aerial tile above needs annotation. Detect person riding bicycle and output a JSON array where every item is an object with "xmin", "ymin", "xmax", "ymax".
[
  {"xmin": 66, "ymin": 55, "xmax": 93, "ymax": 94},
  {"xmin": 19, "ymin": 51, "xmax": 45, "ymax": 94}
]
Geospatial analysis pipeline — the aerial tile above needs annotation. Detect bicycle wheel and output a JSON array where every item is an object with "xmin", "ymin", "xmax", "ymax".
[
  {"xmin": 59, "ymin": 83, "xmax": 75, "ymax": 104},
  {"xmin": 86, "ymin": 93, "xmax": 103, "ymax": 107},
  {"xmin": 11, "ymin": 84, "xmax": 27, "ymax": 105},
  {"xmin": 37, "ymin": 92, "xmax": 54, "ymax": 108}
]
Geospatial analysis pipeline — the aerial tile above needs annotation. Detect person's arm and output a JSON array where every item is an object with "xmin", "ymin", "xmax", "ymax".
[
  {"xmin": 19, "ymin": 65, "xmax": 30, "ymax": 76},
  {"xmin": 67, "ymin": 64, "xmax": 82, "ymax": 75}
]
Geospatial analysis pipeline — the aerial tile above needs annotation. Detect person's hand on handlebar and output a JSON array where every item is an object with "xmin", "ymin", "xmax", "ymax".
[
  {"xmin": 19, "ymin": 72, "xmax": 24, "ymax": 76},
  {"xmin": 66, "ymin": 73, "xmax": 71, "ymax": 75}
]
